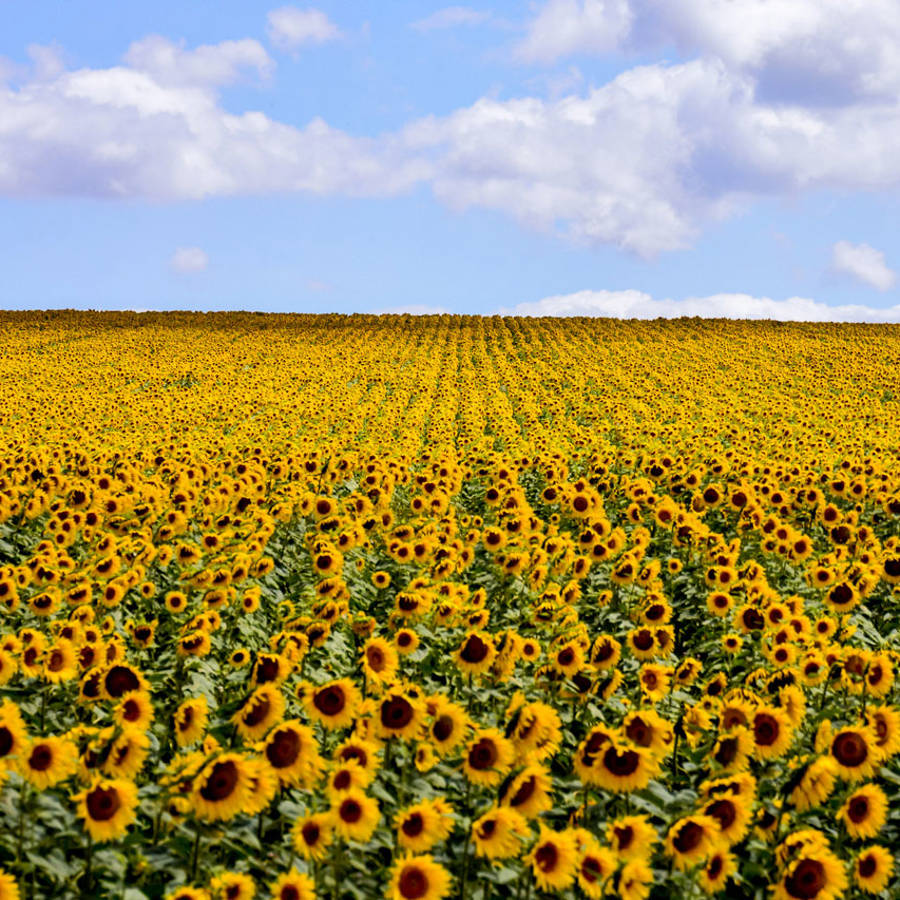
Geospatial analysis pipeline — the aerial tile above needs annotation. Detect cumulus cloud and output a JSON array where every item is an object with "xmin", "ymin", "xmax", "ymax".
[
  {"xmin": 832, "ymin": 241, "xmax": 896, "ymax": 291},
  {"xmin": 266, "ymin": 7, "xmax": 340, "ymax": 50},
  {"xmin": 124, "ymin": 35, "xmax": 273, "ymax": 86},
  {"xmin": 411, "ymin": 7, "xmax": 491, "ymax": 32},
  {"xmin": 170, "ymin": 247, "xmax": 209, "ymax": 273},
  {"xmin": 499, "ymin": 289, "xmax": 900, "ymax": 322},
  {"xmin": 5, "ymin": 27, "xmax": 900, "ymax": 258},
  {"xmin": 516, "ymin": 0, "xmax": 900, "ymax": 104}
]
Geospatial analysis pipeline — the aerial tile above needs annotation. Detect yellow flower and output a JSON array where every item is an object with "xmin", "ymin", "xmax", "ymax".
[
  {"xmin": 527, "ymin": 827, "xmax": 579, "ymax": 893},
  {"xmin": 331, "ymin": 790, "xmax": 380, "ymax": 843},
  {"xmin": 838, "ymin": 783, "xmax": 888, "ymax": 840},
  {"xmin": 387, "ymin": 854, "xmax": 452, "ymax": 900},
  {"xmin": 74, "ymin": 777, "xmax": 139, "ymax": 842}
]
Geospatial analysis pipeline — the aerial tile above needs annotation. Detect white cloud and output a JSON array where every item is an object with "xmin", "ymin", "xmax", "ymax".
[
  {"xmin": 124, "ymin": 36, "xmax": 273, "ymax": 86},
  {"xmin": 832, "ymin": 241, "xmax": 896, "ymax": 291},
  {"xmin": 5, "ymin": 29, "xmax": 900, "ymax": 258},
  {"xmin": 170, "ymin": 247, "xmax": 209, "ymax": 273},
  {"xmin": 411, "ymin": 7, "xmax": 491, "ymax": 32},
  {"xmin": 516, "ymin": 0, "xmax": 900, "ymax": 104},
  {"xmin": 266, "ymin": 7, "xmax": 341, "ymax": 50},
  {"xmin": 499, "ymin": 289, "xmax": 900, "ymax": 322},
  {"xmin": 515, "ymin": 0, "xmax": 633, "ymax": 63}
]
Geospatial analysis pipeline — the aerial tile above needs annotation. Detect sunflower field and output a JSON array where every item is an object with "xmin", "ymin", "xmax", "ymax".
[{"xmin": 2, "ymin": 310, "xmax": 900, "ymax": 900}]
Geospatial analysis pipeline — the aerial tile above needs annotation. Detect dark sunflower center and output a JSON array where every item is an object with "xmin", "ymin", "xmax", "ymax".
[
  {"xmin": 105, "ymin": 665, "xmax": 140, "ymax": 698},
  {"xmin": 266, "ymin": 729, "xmax": 301, "ymax": 768},
  {"xmin": 302, "ymin": 822, "xmax": 321, "ymax": 846},
  {"xmin": 632, "ymin": 630, "xmax": 653, "ymax": 651},
  {"xmin": 602, "ymin": 747, "xmax": 640, "ymax": 777},
  {"xmin": 381, "ymin": 696, "xmax": 414, "ymax": 730},
  {"xmin": 243, "ymin": 696, "xmax": 272, "ymax": 727},
  {"xmin": 432, "ymin": 715, "xmax": 454, "ymax": 743},
  {"xmin": 460, "ymin": 635, "xmax": 489, "ymax": 664},
  {"xmin": 510, "ymin": 775, "xmax": 537, "ymax": 807},
  {"xmin": 29, "ymin": 744, "xmax": 54, "ymax": 771},
  {"xmin": 398, "ymin": 867, "xmax": 428, "ymax": 899},
  {"xmin": 402, "ymin": 812, "xmax": 425, "ymax": 836},
  {"xmin": 614, "ymin": 825, "xmax": 634, "ymax": 849},
  {"xmin": 754, "ymin": 714, "xmax": 779, "ymax": 746},
  {"xmin": 625, "ymin": 718, "xmax": 651, "ymax": 746},
  {"xmin": 0, "ymin": 727, "xmax": 13, "ymax": 757},
  {"xmin": 673, "ymin": 822, "xmax": 704, "ymax": 854},
  {"xmin": 848, "ymin": 796, "xmax": 870, "ymax": 823},
  {"xmin": 469, "ymin": 739, "xmax": 498, "ymax": 770},
  {"xmin": 707, "ymin": 799, "xmax": 736, "ymax": 830},
  {"xmin": 86, "ymin": 786, "xmax": 122, "ymax": 821},
  {"xmin": 785, "ymin": 859, "xmax": 826, "ymax": 899},
  {"xmin": 200, "ymin": 760, "xmax": 239, "ymax": 802},
  {"xmin": 340, "ymin": 799, "xmax": 362, "ymax": 824},
  {"xmin": 832, "ymin": 732, "xmax": 868, "ymax": 768},
  {"xmin": 535, "ymin": 843, "xmax": 559, "ymax": 873},
  {"xmin": 858, "ymin": 856, "xmax": 877, "ymax": 879}
]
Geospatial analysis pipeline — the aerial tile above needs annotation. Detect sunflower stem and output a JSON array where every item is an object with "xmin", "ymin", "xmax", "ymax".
[
  {"xmin": 190, "ymin": 823, "xmax": 202, "ymax": 882},
  {"xmin": 84, "ymin": 833, "xmax": 93, "ymax": 894},
  {"xmin": 16, "ymin": 780, "xmax": 28, "ymax": 863},
  {"xmin": 39, "ymin": 685, "xmax": 47, "ymax": 733}
]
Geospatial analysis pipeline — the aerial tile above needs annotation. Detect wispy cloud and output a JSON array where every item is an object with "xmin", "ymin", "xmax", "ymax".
[
  {"xmin": 831, "ymin": 241, "xmax": 896, "ymax": 291},
  {"xmin": 266, "ymin": 7, "xmax": 341, "ymax": 50},
  {"xmin": 411, "ymin": 7, "xmax": 491, "ymax": 32},
  {"xmin": 170, "ymin": 247, "xmax": 209, "ymax": 273}
]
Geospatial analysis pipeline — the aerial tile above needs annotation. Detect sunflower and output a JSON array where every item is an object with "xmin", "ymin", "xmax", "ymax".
[
  {"xmin": 0, "ymin": 870, "xmax": 19, "ymax": 900},
  {"xmin": 42, "ymin": 639, "xmax": 77, "ymax": 683},
  {"xmin": 241, "ymin": 757, "xmax": 279, "ymax": 817},
  {"xmin": 20, "ymin": 736, "xmax": 77, "ymax": 789},
  {"xmin": 427, "ymin": 698, "xmax": 468, "ymax": 754},
  {"xmin": 462, "ymin": 729, "xmax": 515, "ymax": 787},
  {"xmin": 395, "ymin": 798, "xmax": 455, "ymax": 852},
  {"xmin": 395, "ymin": 628, "xmax": 420, "ymax": 655},
  {"xmin": 388, "ymin": 854, "xmax": 452, "ymax": 900},
  {"xmin": 326, "ymin": 761, "xmax": 372, "ymax": 797},
  {"xmin": 698, "ymin": 848, "xmax": 736, "ymax": 894},
  {"xmin": 576, "ymin": 838, "xmax": 616, "ymax": 899},
  {"xmin": 333, "ymin": 737, "xmax": 382, "ymax": 779},
  {"xmin": 361, "ymin": 637, "xmax": 399, "ymax": 684},
  {"xmin": 790, "ymin": 756, "xmax": 838, "ymax": 812},
  {"xmin": 377, "ymin": 691, "xmax": 425, "ymax": 741},
  {"xmin": 622, "ymin": 710, "xmax": 673, "ymax": 758},
  {"xmin": 710, "ymin": 727, "xmax": 753, "ymax": 773},
  {"xmin": 829, "ymin": 726, "xmax": 881, "ymax": 781},
  {"xmin": 331, "ymin": 790, "xmax": 380, "ymax": 843},
  {"xmin": 454, "ymin": 632, "xmax": 497, "ymax": 677},
  {"xmin": 607, "ymin": 815, "xmax": 658, "ymax": 861},
  {"xmin": 164, "ymin": 888, "xmax": 209, "ymax": 900},
  {"xmin": 771, "ymin": 845, "xmax": 848, "ymax": 900},
  {"xmin": 617, "ymin": 859, "xmax": 653, "ymax": 900},
  {"xmin": 471, "ymin": 806, "xmax": 529, "ymax": 860},
  {"xmin": 269, "ymin": 869, "xmax": 315, "ymax": 900},
  {"xmin": 191, "ymin": 753, "xmax": 250, "ymax": 822},
  {"xmin": 866, "ymin": 704, "xmax": 900, "ymax": 759},
  {"xmin": 838, "ymin": 783, "xmax": 888, "ymax": 840},
  {"xmin": 527, "ymin": 827, "xmax": 579, "ymax": 893},
  {"xmin": 292, "ymin": 812, "xmax": 333, "ymax": 862},
  {"xmin": 0, "ymin": 701, "xmax": 28, "ymax": 765},
  {"xmin": 589, "ymin": 741, "xmax": 656, "ymax": 794},
  {"xmin": 508, "ymin": 700, "xmax": 562, "ymax": 762},
  {"xmin": 853, "ymin": 845, "xmax": 894, "ymax": 894},
  {"xmin": 209, "ymin": 872, "xmax": 255, "ymax": 900},
  {"xmin": 261, "ymin": 720, "xmax": 323, "ymax": 788},
  {"xmin": 498, "ymin": 765, "xmax": 553, "ymax": 819},
  {"xmin": 114, "ymin": 690, "xmax": 154, "ymax": 731},
  {"xmin": 175, "ymin": 696, "xmax": 209, "ymax": 747},
  {"xmin": 751, "ymin": 706, "xmax": 794, "ymax": 760},
  {"xmin": 102, "ymin": 663, "xmax": 148, "ymax": 699},
  {"xmin": 74, "ymin": 777, "xmax": 139, "ymax": 842},
  {"xmin": 233, "ymin": 685, "xmax": 285, "ymax": 742},
  {"xmin": 665, "ymin": 815, "xmax": 721, "ymax": 871},
  {"xmin": 701, "ymin": 790, "xmax": 753, "ymax": 847},
  {"xmin": 102, "ymin": 726, "xmax": 150, "ymax": 778}
]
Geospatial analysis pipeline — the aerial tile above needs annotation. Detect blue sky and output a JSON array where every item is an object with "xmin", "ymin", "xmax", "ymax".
[{"xmin": 2, "ymin": 1, "xmax": 900, "ymax": 319}]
